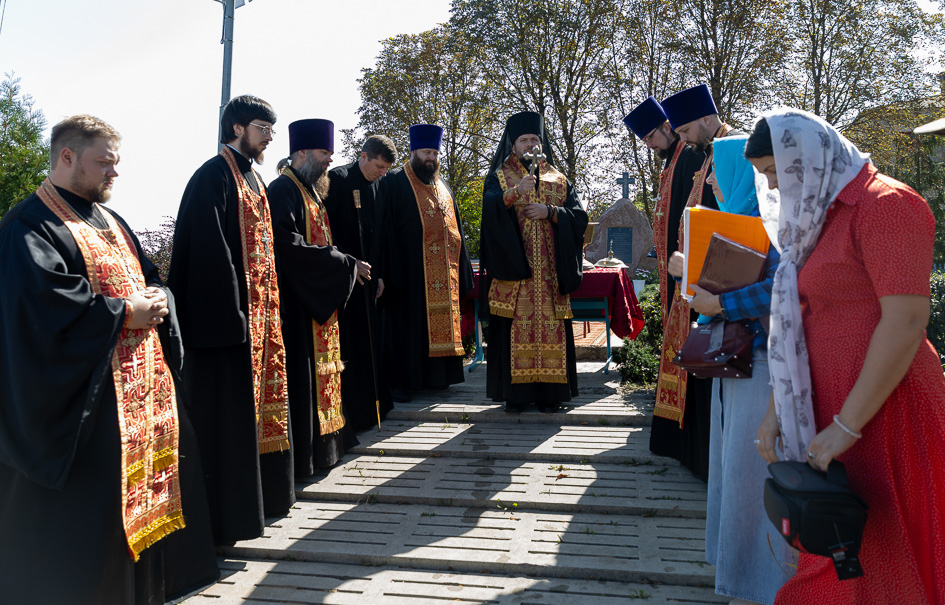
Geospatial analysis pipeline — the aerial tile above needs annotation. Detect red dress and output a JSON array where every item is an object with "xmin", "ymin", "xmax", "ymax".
[{"xmin": 775, "ymin": 164, "xmax": 945, "ymax": 604}]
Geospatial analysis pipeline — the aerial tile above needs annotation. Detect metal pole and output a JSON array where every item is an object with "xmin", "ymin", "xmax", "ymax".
[{"xmin": 217, "ymin": 0, "xmax": 235, "ymax": 150}]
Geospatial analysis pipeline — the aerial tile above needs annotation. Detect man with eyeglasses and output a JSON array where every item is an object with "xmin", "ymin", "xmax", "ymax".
[
  {"xmin": 267, "ymin": 118, "xmax": 367, "ymax": 476},
  {"xmin": 168, "ymin": 94, "xmax": 295, "ymax": 546},
  {"xmin": 375, "ymin": 124, "xmax": 474, "ymax": 403},
  {"xmin": 622, "ymin": 96, "xmax": 713, "ymax": 481},
  {"xmin": 324, "ymin": 135, "xmax": 397, "ymax": 431}
]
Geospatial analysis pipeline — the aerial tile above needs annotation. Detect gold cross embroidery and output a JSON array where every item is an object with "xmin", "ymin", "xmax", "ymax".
[
  {"xmin": 429, "ymin": 242, "xmax": 442, "ymax": 255},
  {"xmin": 267, "ymin": 374, "xmax": 284, "ymax": 392}
]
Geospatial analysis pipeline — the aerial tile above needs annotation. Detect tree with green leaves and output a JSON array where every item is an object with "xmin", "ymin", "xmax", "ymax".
[
  {"xmin": 781, "ymin": 0, "xmax": 945, "ymax": 130},
  {"xmin": 450, "ymin": 0, "xmax": 619, "ymax": 192},
  {"xmin": 135, "ymin": 216, "xmax": 176, "ymax": 282},
  {"xmin": 0, "ymin": 74, "xmax": 48, "ymax": 217},
  {"xmin": 676, "ymin": 0, "xmax": 788, "ymax": 127},
  {"xmin": 347, "ymin": 26, "xmax": 500, "ymax": 197}
]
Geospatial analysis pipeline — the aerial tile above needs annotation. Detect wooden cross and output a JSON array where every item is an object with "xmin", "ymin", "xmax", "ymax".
[{"xmin": 617, "ymin": 172, "xmax": 635, "ymax": 198}]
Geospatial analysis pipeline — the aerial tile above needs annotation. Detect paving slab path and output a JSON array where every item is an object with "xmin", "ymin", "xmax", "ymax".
[{"xmin": 184, "ymin": 362, "xmax": 723, "ymax": 605}]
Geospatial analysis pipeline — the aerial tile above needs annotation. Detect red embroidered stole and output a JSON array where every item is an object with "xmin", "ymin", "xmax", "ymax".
[
  {"xmin": 36, "ymin": 179, "xmax": 183, "ymax": 561},
  {"xmin": 654, "ymin": 124, "xmax": 733, "ymax": 426},
  {"xmin": 403, "ymin": 161, "xmax": 464, "ymax": 357},
  {"xmin": 221, "ymin": 147, "xmax": 290, "ymax": 453},
  {"xmin": 489, "ymin": 155, "xmax": 572, "ymax": 384},
  {"xmin": 282, "ymin": 168, "xmax": 346, "ymax": 435},
  {"xmin": 653, "ymin": 142, "xmax": 685, "ymax": 326}
]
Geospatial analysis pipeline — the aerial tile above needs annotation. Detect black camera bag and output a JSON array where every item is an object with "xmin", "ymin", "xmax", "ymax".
[{"xmin": 764, "ymin": 460, "xmax": 869, "ymax": 581}]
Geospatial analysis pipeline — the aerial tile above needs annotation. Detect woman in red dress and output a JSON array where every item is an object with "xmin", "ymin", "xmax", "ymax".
[{"xmin": 748, "ymin": 109, "xmax": 945, "ymax": 604}]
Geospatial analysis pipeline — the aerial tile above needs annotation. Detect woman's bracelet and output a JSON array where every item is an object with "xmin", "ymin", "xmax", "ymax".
[{"xmin": 833, "ymin": 415, "xmax": 862, "ymax": 439}]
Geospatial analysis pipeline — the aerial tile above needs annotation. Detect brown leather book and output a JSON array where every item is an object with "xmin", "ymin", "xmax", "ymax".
[{"xmin": 697, "ymin": 233, "xmax": 767, "ymax": 294}]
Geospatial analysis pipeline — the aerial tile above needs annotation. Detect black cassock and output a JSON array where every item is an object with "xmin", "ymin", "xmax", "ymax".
[
  {"xmin": 375, "ymin": 168, "xmax": 474, "ymax": 391},
  {"xmin": 479, "ymin": 169, "xmax": 588, "ymax": 407},
  {"xmin": 0, "ymin": 189, "xmax": 218, "ymax": 604},
  {"xmin": 324, "ymin": 160, "xmax": 394, "ymax": 430},
  {"xmin": 648, "ymin": 139, "xmax": 715, "ymax": 482},
  {"xmin": 168, "ymin": 151, "xmax": 295, "ymax": 545},
  {"xmin": 268, "ymin": 169, "xmax": 359, "ymax": 476}
]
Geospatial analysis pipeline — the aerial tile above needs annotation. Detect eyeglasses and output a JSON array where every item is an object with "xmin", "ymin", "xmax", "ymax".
[{"xmin": 248, "ymin": 123, "xmax": 276, "ymax": 137}]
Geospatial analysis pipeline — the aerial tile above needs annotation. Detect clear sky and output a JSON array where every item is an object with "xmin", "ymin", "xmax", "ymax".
[{"xmin": 0, "ymin": 0, "xmax": 452, "ymax": 229}]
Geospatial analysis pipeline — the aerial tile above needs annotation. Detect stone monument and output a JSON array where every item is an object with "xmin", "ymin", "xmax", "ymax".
[{"xmin": 585, "ymin": 172, "xmax": 654, "ymax": 275}]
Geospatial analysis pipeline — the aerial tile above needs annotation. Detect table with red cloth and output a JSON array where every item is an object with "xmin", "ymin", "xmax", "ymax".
[{"xmin": 462, "ymin": 267, "xmax": 644, "ymax": 370}]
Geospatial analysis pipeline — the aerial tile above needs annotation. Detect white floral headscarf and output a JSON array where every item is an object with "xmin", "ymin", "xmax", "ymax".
[{"xmin": 757, "ymin": 108, "xmax": 870, "ymax": 461}]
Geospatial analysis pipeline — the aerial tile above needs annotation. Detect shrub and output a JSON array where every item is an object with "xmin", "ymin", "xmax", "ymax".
[
  {"xmin": 929, "ymin": 270, "xmax": 945, "ymax": 370},
  {"xmin": 614, "ymin": 283, "xmax": 662, "ymax": 384}
]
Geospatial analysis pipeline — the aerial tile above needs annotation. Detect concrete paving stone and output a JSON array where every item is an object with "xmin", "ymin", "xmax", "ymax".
[
  {"xmin": 352, "ymin": 421, "xmax": 671, "ymax": 464},
  {"xmin": 387, "ymin": 395, "xmax": 653, "ymax": 427},
  {"xmin": 218, "ymin": 500, "xmax": 715, "ymax": 586},
  {"xmin": 184, "ymin": 558, "xmax": 726, "ymax": 604},
  {"xmin": 297, "ymin": 455, "xmax": 707, "ymax": 518}
]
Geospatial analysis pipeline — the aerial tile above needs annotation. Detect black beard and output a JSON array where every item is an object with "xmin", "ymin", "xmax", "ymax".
[
  {"xmin": 411, "ymin": 155, "xmax": 439, "ymax": 184},
  {"xmin": 655, "ymin": 147, "xmax": 671, "ymax": 160},
  {"xmin": 237, "ymin": 133, "xmax": 264, "ymax": 163},
  {"xmin": 689, "ymin": 136, "xmax": 713, "ymax": 155}
]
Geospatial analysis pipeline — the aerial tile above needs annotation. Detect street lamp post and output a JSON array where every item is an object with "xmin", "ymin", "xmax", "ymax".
[{"xmin": 213, "ymin": 0, "xmax": 252, "ymax": 149}]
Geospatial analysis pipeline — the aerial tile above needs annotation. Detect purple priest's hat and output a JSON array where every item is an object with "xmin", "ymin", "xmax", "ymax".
[
  {"xmin": 660, "ymin": 84, "xmax": 719, "ymax": 130},
  {"xmin": 409, "ymin": 124, "xmax": 443, "ymax": 151},
  {"xmin": 289, "ymin": 119, "xmax": 334, "ymax": 154},
  {"xmin": 623, "ymin": 97, "xmax": 668, "ymax": 140}
]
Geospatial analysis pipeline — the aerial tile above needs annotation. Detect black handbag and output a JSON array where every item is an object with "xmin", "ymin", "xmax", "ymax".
[
  {"xmin": 671, "ymin": 320, "xmax": 753, "ymax": 379},
  {"xmin": 764, "ymin": 460, "xmax": 869, "ymax": 581}
]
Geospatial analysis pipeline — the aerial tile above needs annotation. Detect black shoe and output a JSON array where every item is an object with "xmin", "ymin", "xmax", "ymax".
[
  {"xmin": 391, "ymin": 387, "xmax": 412, "ymax": 403},
  {"xmin": 537, "ymin": 403, "xmax": 560, "ymax": 414},
  {"xmin": 504, "ymin": 403, "xmax": 523, "ymax": 414}
]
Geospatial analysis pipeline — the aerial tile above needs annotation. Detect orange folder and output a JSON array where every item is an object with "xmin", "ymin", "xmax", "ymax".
[{"xmin": 681, "ymin": 206, "xmax": 770, "ymax": 299}]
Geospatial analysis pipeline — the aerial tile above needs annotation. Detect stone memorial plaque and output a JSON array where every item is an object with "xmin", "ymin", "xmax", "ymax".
[{"xmin": 606, "ymin": 227, "xmax": 633, "ymax": 264}]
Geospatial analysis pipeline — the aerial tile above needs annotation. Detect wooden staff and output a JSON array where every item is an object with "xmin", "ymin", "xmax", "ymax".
[{"xmin": 353, "ymin": 190, "xmax": 381, "ymax": 429}]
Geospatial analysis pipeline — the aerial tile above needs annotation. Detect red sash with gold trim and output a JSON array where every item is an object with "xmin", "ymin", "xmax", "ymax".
[
  {"xmin": 403, "ymin": 161, "xmax": 464, "ymax": 357},
  {"xmin": 36, "ymin": 179, "xmax": 183, "ymax": 561},
  {"xmin": 282, "ymin": 168, "xmax": 346, "ymax": 435},
  {"xmin": 489, "ymin": 155, "xmax": 572, "ymax": 384},
  {"xmin": 654, "ymin": 142, "xmax": 685, "ymax": 325},
  {"xmin": 654, "ymin": 124, "xmax": 734, "ymax": 425},
  {"xmin": 221, "ymin": 147, "xmax": 290, "ymax": 453}
]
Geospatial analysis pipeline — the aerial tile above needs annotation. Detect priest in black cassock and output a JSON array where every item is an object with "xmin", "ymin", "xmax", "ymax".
[
  {"xmin": 268, "ymin": 119, "xmax": 367, "ymax": 475},
  {"xmin": 375, "ymin": 124, "xmax": 474, "ymax": 402},
  {"xmin": 624, "ymin": 94, "xmax": 716, "ymax": 482},
  {"xmin": 324, "ymin": 135, "xmax": 397, "ymax": 430},
  {"xmin": 168, "ymin": 95, "xmax": 295, "ymax": 545},
  {"xmin": 0, "ymin": 115, "xmax": 218, "ymax": 604},
  {"xmin": 480, "ymin": 111, "xmax": 588, "ymax": 413}
]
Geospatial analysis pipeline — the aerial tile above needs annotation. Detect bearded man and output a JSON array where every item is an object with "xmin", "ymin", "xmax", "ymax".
[
  {"xmin": 480, "ymin": 111, "xmax": 588, "ymax": 413},
  {"xmin": 375, "ymin": 124, "xmax": 474, "ymax": 402},
  {"xmin": 625, "ymin": 96, "xmax": 719, "ymax": 478},
  {"xmin": 168, "ymin": 95, "xmax": 295, "ymax": 545},
  {"xmin": 637, "ymin": 84, "xmax": 740, "ymax": 482},
  {"xmin": 0, "ymin": 115, "xmax": 218, "ymax": 603},
  {"xmin": 268, "ymin": 119, "xmax": 368, "ymax": 475},
  {"xmin": 324, "ymin": 135, "xmax": 397, "ymax": 430}
]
